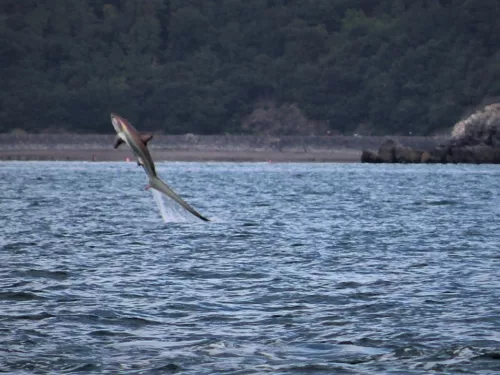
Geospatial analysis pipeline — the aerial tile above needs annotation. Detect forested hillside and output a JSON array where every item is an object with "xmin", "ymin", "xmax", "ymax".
[{"xmin": 1, "ymin": 0, "xmax": 499, "ymax": 135}]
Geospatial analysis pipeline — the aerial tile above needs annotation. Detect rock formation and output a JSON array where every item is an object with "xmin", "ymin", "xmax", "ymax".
[
  {"xmin": 362, "ymin": 103, "xmax": 500, "ymax": 163},
  {"xmin": 361, "ymin": 139, "xmax": 424, "ymax": 163}
]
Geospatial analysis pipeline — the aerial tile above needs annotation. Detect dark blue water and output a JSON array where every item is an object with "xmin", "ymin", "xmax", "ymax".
[{"xmin": 1, "ymin": 161, "xmax": 500, "ymax": 374}]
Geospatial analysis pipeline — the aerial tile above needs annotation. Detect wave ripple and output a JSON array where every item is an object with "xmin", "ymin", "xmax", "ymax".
[{"xmin": 1, "ymin": 162, "xmax": 500, "ymax": 374}]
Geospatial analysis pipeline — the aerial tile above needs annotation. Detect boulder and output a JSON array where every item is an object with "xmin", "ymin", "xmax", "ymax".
[
  {"xmin": 394, "ymin": 146, "xmax": 423, "ymax": 163},
  {"xmin": 377, "ymin": 139, "xmax": 398, "ymax": 162},
  {"xmin": 360, "ymin": 150, "xmax": 382, "ymax": 163},
  {"xmin": 431, "ymin": 146, "xmax": 450, "ymax": 163},
  {"xmin": 449, "ymin": 145, "xmax": 500, "ymax": 164},
  {"xmin": 420, "ymin": 151, "xmax": 432, "ymax": 163},
  {"xmin": 365, "ymin": 138, "xmax": 423, "ymax": 163}
]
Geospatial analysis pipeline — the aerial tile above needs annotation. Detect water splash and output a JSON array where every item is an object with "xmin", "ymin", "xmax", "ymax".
[{"xmin": 150, "ymin": 189, "xmax": 192, "ymax": 223}]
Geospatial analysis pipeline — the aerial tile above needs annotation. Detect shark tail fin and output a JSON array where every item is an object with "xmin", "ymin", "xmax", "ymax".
[{"xmin": 148, "ymin": 176, "xmax": 209, "ymax": 222}]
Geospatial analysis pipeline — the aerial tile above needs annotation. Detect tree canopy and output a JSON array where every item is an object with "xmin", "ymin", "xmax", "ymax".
[{"xmin": 1, "ymin": 0, "xmax": 499, "ymax": 135}]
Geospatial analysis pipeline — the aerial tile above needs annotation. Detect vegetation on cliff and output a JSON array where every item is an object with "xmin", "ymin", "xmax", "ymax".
[{"xmin": 1, "ymin": 0, "xmax": 499, "ymax": 135}]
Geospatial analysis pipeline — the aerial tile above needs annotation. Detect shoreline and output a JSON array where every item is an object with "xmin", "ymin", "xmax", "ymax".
[
  {"xmin": 0, "ymin": 134, "xmax": 448, "ymax": 162},
  {"xmin": 0, "ymin": 149, "xmax": 361, "ymax": 162}
]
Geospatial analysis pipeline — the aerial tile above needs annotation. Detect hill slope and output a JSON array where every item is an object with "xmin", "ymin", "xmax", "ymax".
[{"xmin": 1, "ymin": 0, "xmax": 499, "ymax": 135}]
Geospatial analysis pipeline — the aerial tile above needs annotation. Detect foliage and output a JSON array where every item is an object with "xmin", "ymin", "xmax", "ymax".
[{"xmin": 0, "ymin": 0, "xmax": 499, "ymax": 134}]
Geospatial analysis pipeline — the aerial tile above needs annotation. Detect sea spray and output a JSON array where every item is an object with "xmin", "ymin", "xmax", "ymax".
[
  {"xmin": 151, "ymin": 189, "xmax": 192, "ymax": 223},
  {"xmin": 151, "ymin": 189, "xmax": 168, "ymax": 222}
]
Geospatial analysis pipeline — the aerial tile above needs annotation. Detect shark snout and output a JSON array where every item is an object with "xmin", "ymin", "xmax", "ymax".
[{"xmin": 110, "ymin": 113, "xmax": 124, "ymax": 133}]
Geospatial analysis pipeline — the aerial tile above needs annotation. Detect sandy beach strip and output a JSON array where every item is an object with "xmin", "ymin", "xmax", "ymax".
[
  {"xmin": 0, "ymin": 148, "xmax": 362, "ymax": 162},
  {"xmin": 0, "ymin": 134, "xmax": 448, "ymax": 162}
]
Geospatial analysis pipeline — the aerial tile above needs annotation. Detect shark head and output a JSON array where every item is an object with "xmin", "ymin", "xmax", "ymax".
[{"xmin": 110, "ymin": 113, "xmax": 126, "ymax": 134}]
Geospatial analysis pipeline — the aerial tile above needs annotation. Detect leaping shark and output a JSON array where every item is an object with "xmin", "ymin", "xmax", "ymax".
[{"xmin": 110, "ymin": 113, "xmax": 209, "ymax": 222}]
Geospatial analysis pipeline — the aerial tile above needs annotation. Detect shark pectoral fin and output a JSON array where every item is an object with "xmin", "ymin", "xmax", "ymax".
[
  {"xmin": 149, "ymin": 176, "xmax": 209, "ymax": 222},
  {"xmin": 140, "ymin": 133, "xmax": 154, "ymax": 145},
  {"xmin": 113, "ymin": 136, "xmax": 125, "ymax": 149}
]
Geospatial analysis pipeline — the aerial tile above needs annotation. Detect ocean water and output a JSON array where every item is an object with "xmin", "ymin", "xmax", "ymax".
[{"xmin": 1, "ymin": 161, "xmax": 500, "ymax": 374}]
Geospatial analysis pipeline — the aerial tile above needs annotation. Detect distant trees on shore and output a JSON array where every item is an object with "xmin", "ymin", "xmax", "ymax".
[{"xmin": 1, "ymin": 0, "xmax": 499, "ymax": 135}]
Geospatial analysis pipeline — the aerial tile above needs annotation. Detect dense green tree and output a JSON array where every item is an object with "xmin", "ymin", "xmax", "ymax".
[{"xmin": 0, "ymin": 0, "xmax": 499, "ymax": 134}]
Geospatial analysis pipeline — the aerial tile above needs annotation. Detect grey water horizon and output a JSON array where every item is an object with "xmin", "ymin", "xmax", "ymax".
[{"xmin": 1, "ymin": 161, "xmax": 500, "ymax": 374}]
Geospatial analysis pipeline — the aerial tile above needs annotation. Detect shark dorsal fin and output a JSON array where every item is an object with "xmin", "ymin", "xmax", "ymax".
[
  {"xmin": 140, "ymin": 133, "xmax": 153, "ymax": 145},
  {"xmin": 113, "ymin": 136, "xmax": 124, "ymax": 149}
]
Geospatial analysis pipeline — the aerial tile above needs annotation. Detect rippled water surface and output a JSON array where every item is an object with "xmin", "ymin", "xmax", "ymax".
[{"xmin": 1, "ymin": 161, "xmax": 500, "ymax": 374}]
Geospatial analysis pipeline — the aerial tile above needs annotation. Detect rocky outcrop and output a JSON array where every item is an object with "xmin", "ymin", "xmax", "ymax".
[
  {"xmin": 361, "ymin": 139, "xmax": 425, "ymax": 163},
  {"xmin": 395, "ymin": 144, "xmax": 424, "ymax": 163},
  {"xmin": 362, "ymin": 103, "xmax": 500, "ymax": 164},
  {"xmin": 451, "ymin": 103, "xmax": 500, "ymax": 145},
  {"xmin": 360, "ymin": 150, "xmax": 382, "ymax": 163}
]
